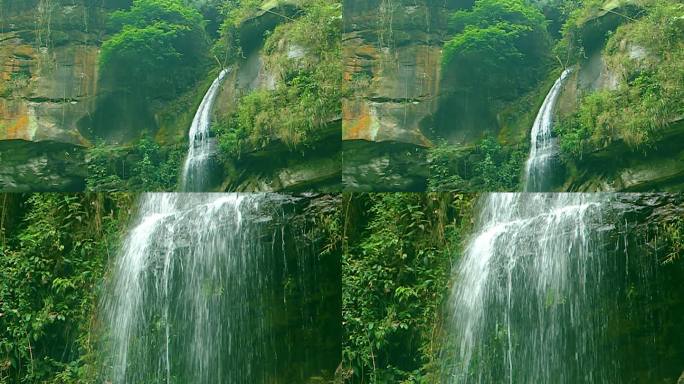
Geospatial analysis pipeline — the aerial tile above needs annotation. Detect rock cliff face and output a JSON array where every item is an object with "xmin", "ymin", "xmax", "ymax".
[
  {"xmin": 212, "ymin": 1, "xmax": 342, "ymax": 192},
  {"xmin": 556, "ymin": 1, "xmax": 684, "ymax": 191},
  {"xmin": 0, "ymin": 139, "xmax": 85, "ymax": 191},
  {"xmin": 0, "ymin": 0, "xmax": 113, "ymax": 190},
  {"xmin": 342, "ymin": 0, "xmax": 457, "ymax": 190},
  {"xmin": 0, "ymin": 0, "xmax": 108, "ymax": 145},
  {"xmin": 604, "ymin": 193, "xmax": 684, "ymax": 383}
]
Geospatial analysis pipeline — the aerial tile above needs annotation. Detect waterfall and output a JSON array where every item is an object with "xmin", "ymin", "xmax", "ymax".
[
  {"xmin": 100, "ymin": 193, "xmax": 291, "ymax": 383},
  {"xmin": 180, "ymin": 69, "xmax": 230, "ymax": 192},
  {"xmin": 523, "ymin": 69, "xmax": 572, "ymax": 192},
  {"xmin": 443, "ymin": 193, "xmax": 625, "ymax": 383}
]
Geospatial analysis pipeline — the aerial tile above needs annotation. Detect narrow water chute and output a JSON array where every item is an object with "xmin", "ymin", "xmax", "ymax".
[
  {"xmin": 523, "ymin": 69, "xmax": 572, "ymax": 191},
  {"xmin": 180, "ymin": 69, "xmax": 230, "ymax": 191}
]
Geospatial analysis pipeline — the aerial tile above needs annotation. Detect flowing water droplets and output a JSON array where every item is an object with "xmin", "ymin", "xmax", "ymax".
[
  {"xmin": 181, "ymin": 69, "xmax": 230, "ymax": 191},
  {"xmin": 100, "ymin": 193, "xmax": 277, "ymax": 383},
  {"xmin": 443, "ymin": 193, "xmax": 626, "ymax": 384},
  {"xmin": 524, "ymin": 69, "xmax": 572, "ymax": 191}
]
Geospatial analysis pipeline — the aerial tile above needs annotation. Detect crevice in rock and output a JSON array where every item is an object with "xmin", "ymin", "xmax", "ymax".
[
  {"xmin": 368, "ymin": 95, "xmax": 429, "ymax": 104},
  {"xmin": 24, "ymin": 96, "xmax": 79, "ymax": 103}
]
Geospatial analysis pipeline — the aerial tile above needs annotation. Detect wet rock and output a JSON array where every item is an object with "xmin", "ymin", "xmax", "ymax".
[
  {"xmin": 342, "ymin": 0, "xmax": 460, "ymax": 189},
  {"xmin": 342, "ymin": 139, "xmax": 428, "ymax": 191},
  {"xmin": 217, "ymin": 121, "xmax": 342, "ymax": 192},
  {"xmin": 0, "ymin": 139, "xmax": 86, "ymax": 191},
  {"xmin": 555, "ymin": 1, "xmax": 681, "ymax": 192},
  {"xmin": 562, "ymin": 120, "xmax": 684, "ymax": 191},
  {"xmin": 211, "ymin": 4, "xmax": 341, "ymax": 192}
]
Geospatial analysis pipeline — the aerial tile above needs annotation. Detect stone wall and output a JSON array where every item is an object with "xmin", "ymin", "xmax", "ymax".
[{"xmin": 342, "ymin": 0, "xmax": 454, "ymax": 145}]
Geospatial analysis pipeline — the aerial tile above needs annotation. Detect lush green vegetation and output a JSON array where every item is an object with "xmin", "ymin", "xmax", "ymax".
[
  {"xmin": 341, "ymin": 193, "xmax": 474, "ymax": 383},
  {"xmin": 212, "ymin": 0, "xmax": 266, "ymax": 63},
  {"xmin": 427, "ymin": 138, "xmax": 527, "ymax": 191},
  {"xmin": 86, "ymin": 138, "xmax": 184, "ymax": 191},
  {"xmin": 432, "ymin": 0, "xmax": 554, "ymax": 191},
  {"xmin": 100, "ymin": 0, "xmax": 209, "ymax": 99},
  {"xmin": 442, "ymin": 0, "xmax": 551, "ymax": 101},
  {"xmin": 80, "ymin": 0, "xmax": 341, "ymax": 191},
  {"xmin": 556, "ymin": 0, "xmax": 684, "ymax": 158},
  {"xmin": 0, "ymin": 194, "xmax": 134, "ymax": 383},
  {"xmin": 212, "ymin": 0, "xmax": 342, "ymax": 157},
  {"xmin": 81, "ymin": 0, "xmax": 214, "ymax": 191},
  {"xmin": 535, "ymin": 0, "xmax": 583, "ymax": 38},
  {"xmin": 661, "ymin": 216, "xmax": 684, "ymax": 265},
  {"xmin": 0, "ymin": 193, "xmax": 343, "ymax": 383}
]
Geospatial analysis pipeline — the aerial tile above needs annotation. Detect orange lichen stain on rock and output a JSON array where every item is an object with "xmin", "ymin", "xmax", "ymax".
[
  {"xmin": 354, "ymin": 44, "xmax": 378, "ymax": 59},
  {"xmin": 344, "ymin": 43, "xmax": 379, "ymax": 80},
  {"xmin": 1, "ymin": 43, "xmax": 36, "ymax": 83},
  {"xmin": 13, "ymin": 44, "xmax": 35, "ymax": 58},
  {"xmin": 5, "ymin": 114, "xmax": 30, "ymax": 140},
  {"xmin": 343, "ymin": 101, "xmax": 372, "ymax": 141},
  {"xmin": 0, "ymin": 99, "xmax": 30, "ymax": 140}
]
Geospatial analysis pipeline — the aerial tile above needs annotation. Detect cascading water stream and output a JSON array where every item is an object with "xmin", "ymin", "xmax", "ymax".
[
  {"xmin": 523, "ymin": 69, "xmax": 572, "ymax": 192},
  {"xmin": 100, "ymin": 193, "xmax": 278, "ymax": 383},
  {"xmin": 443, "ymin": 193, "xmax": 620, "ymax": 383},
  {"xmin": 180, "ymin": 69, "xmax": 230, "ymax": 192}
]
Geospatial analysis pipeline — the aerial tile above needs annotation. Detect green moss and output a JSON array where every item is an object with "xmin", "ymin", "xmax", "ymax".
[
  {"xmin": 661, "ymin": 217, "xmax": 684, "ymax": 265},
  {"xmin": 155, "ymin": 69, "xmax": 222, "ymax": 145},
  {"xmin": 498, "ymin": 67, "xmax": 564, "ymax": 146}
]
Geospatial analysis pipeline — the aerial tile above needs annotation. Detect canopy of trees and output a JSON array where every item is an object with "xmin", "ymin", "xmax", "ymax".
[
  {"xmin": 442, "ymin": 0, "xmax": 551, "ymax": 100},
  {"xmin": 100, "ymin": 0, "xmax": 208, "ymax": 99}
]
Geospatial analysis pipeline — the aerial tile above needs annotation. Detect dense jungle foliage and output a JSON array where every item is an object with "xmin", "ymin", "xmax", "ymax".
[
  {"xmin": 340, "ymin": 193, "xmax": 475, "ymax": 383},
  {"xmin": 0, "ymin": 194, "xmax": 135, "ymax": 383},
  {"xmin": 86, "ymin": 138, "xmax": 184, "ymax": 192},
  {"xmin": 428, "ymin": 138, "xmax": 527, "ymax": 192},
  {"xmin": 442, "ymin": 0, "xmax": 551, "ymax": 101},
  {"xmin": 100, "ymin": 0, "xmax": 209, "ymax": 100}
]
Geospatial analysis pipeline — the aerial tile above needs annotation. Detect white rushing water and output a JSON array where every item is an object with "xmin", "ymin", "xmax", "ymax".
[
  {"xmin": 180, "ymin": 69, "xmax": 230, "ymax": 191},
  {"xmin": 443, "ymin": 193, "xmax": 627, "ymax": 383},
  {"xmin": 101, "ymin": 193, "xmax": 275, "ymax": 383},
  {"xmin": 523, "ymin": 69, "xmax": 572, "ymax": 192}
]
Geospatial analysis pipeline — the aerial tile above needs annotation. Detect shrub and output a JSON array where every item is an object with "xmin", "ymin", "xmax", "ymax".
[
  {"xmin": 100, "ymin": 0, "xmax": 208, "ymax": 99},
  {"xmin": 442, "ymin": 0, "xmax": 551, "ymax": 100}
]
